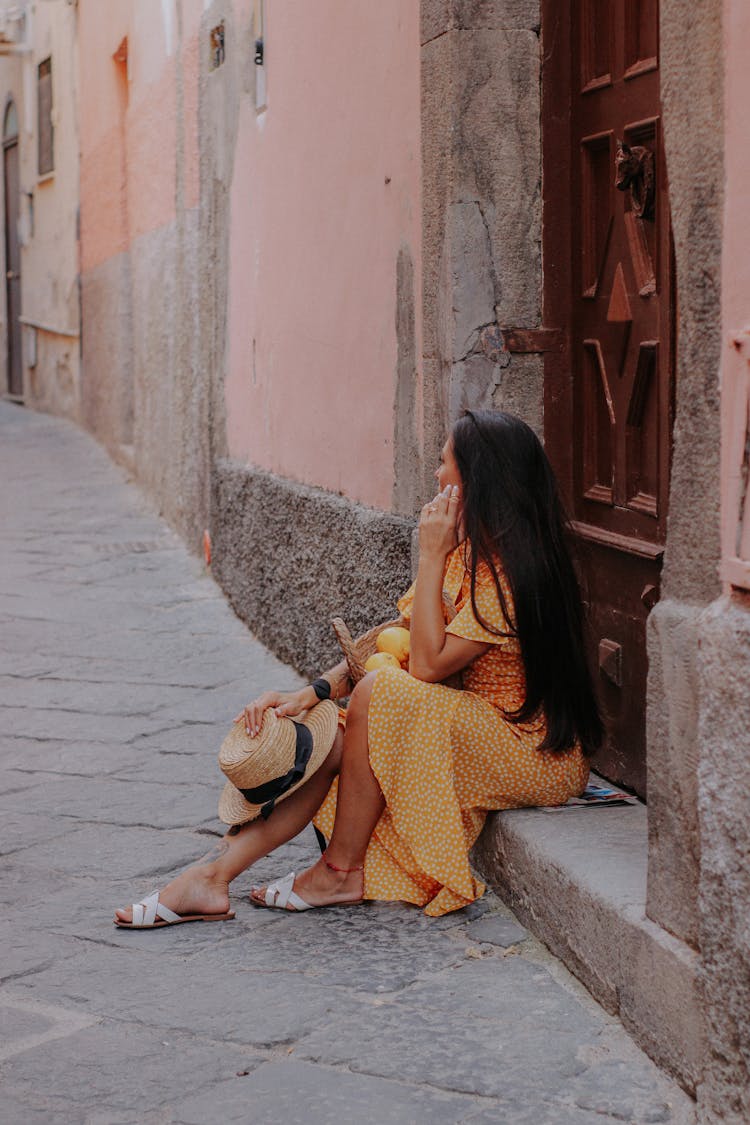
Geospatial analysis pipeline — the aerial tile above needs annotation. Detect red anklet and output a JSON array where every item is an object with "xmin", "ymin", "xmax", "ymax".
[{"xmin": 323, "ymin": 850, "xmax": 363, "ymax": 874}]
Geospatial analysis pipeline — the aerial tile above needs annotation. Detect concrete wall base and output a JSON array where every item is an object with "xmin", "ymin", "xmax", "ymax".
[
  {"xmin": 211, "ymin": 458, "xmax": 414, "ymax": 678},
  {"xmin": 472, "ymin": 797, "xmax": 704, "ymax": 1095}
]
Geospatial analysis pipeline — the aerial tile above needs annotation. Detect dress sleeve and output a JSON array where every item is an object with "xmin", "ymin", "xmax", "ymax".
[
  {"xmin": 397, "ymin": 581, "xmax": 417, "ymax": 622},
  {"xmin": 446, "ymin": 565, "xmax": 515, "ymax": 646}
]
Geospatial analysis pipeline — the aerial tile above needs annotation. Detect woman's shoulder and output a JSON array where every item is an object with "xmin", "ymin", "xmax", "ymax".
[
  {"xmin": 473, "ymin": 555, "xmax": 512, "ymax": 601},
  {"xmin": 450, "ymin": 548, "xmax": 516, "ymax": 640}
]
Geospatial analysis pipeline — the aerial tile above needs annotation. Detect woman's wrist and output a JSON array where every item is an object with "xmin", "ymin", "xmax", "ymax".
[
  {"xmin": 416, "ymin": 552, "xmax": 448, "ymax": 579},
  {"xmin": 310, "ymin": 677, "xmax": 332, "ymax": 702}
]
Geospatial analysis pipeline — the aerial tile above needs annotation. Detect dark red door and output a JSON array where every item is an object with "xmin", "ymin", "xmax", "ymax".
[
  {"xmin": 3, "ymin": 102, "xmax": 22, "ymax": 399},
  {"xmin": 542, "ymin": 0, "xmax": 674, "ymax": 796}
]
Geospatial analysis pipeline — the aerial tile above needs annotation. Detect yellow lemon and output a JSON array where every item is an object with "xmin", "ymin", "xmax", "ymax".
[
  {"xmin": 364, "ymin": 651, "xmax": 401, "ymax": 673},
  {"xmin": 376, "ymin": 626, "xmax": 411, "ymax": 665}
]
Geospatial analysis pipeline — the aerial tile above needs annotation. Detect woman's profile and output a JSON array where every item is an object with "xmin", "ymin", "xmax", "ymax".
[{"xmin": 115, "ymin": 409, "xmax": 602, "ymax": 926}]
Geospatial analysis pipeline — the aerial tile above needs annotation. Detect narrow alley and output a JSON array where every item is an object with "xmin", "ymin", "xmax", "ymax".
[{"xmin": 0, "ymin": 402, "xmax": 696, "ymax": 1124}]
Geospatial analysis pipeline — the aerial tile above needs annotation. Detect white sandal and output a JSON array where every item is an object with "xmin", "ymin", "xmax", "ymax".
[
  {"xmin": 114, "ymin": 890, "xmax": 236, "ymax": 929},
  {"xmin": 251, "ymin": 853, "xmax": 365, "ymax": 912},
  {"xmin": 251, "ymin": 872, "xmax": 314, "ymax": 912}
]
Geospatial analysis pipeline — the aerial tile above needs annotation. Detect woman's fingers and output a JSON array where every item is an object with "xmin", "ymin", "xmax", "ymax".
[
  {"xmin": 237, "ymin": 689, "xmax": 309, "ymax": 736},
  {"xmin": 240, "ymin": 691, "xmax": 277, "ymax": 736}
]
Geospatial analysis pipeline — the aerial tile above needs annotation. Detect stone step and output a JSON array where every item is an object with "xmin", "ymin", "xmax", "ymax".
[{"xmin": 472, "ymin": 793, "xmax": 704, "ymax": 1095}]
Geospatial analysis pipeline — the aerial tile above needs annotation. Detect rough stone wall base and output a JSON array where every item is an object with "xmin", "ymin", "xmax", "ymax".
[
  {"xmin": 472, "ymin": 800, "xmax": 704, "ymax": 1095},
  {"xmin": 211, "ymin": 459, "xmax": 414, "ymax": 678}
]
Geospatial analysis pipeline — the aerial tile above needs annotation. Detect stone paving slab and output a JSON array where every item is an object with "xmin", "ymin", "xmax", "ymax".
[
  {"xmin": 172, "ymin": 1058, "xmax": 477, "ymax": 1125},
  {"xmin": 0, "ymin": 404, "xmax": 696, "ymax": 1124}
]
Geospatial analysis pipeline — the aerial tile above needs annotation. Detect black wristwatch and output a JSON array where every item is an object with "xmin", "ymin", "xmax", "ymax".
[{"xmin": 311, "ymin": 677, "xmax": 332, "ymax": 702}]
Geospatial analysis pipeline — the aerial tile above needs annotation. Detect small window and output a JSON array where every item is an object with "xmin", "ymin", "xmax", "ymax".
[
  {"xmin": 3, "ymin": 99, "xmax": 18, "ymax": 143},
  {"xmin": 37, "ymin": 57, "xmax": 54, "ymax": 176}
]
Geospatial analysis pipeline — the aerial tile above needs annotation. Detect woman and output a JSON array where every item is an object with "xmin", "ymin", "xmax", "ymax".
[{"xmin": 115, "ymin": 410, "xmax": 602, "ymax": 924}]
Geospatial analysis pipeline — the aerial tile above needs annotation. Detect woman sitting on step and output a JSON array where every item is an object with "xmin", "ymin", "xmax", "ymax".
[{"xmin": 114, "ymin": 409, "xmax": 602, "ymax": 926}]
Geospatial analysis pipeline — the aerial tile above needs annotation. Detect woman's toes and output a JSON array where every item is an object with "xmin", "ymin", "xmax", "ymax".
[{"xmin": 114, "ymin": 907, "xmax": 132, "ymax": 923}]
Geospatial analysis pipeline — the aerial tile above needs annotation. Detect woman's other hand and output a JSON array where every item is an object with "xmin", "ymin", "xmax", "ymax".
[
  {"xmin": 233, "ymin": 687, "xmax": 317, "ymax": 737},
  {"xmin": 418, "ymin": 485, "xmax": 460, "ymax": 560}
]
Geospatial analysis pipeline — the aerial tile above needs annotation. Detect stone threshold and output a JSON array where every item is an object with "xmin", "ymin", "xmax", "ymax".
[{"xmin": 471, "ymin": 786, "xmax": 704, "ymax": 1096}]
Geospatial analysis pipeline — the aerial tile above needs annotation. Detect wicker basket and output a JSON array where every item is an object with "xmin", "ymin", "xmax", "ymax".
[{"xmin": 332, "ymin": 593, "xmax": 457, "ymax": 685}]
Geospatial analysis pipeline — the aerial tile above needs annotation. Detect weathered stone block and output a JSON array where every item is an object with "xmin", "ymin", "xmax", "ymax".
[
  {"xmin": 472, "ymin": 801, "xmax": 704, "ymax": 1093},
  {"xmin": 659, "ymin": 0, "xmax": 723, "ymax": 605},
  {"xmin": 450, "ymin": 200, "xmax": 496, "ymax": 360},
  {"xmin": 421, "ymin": 0, "xmax": 540, "ymax": 42},
  {"xmin": 455, "ymin": 30, "xmax": 541, "ymax": 326},
  {"xmin": 645, "ymin": 598, "xmax": 701, "ymax": 948},
  {"xmin": 450, "ymin": 353, "xmax": 503, "ymax": 419},
  {"xmin": 492, "ymin": 352, "xmax": 543, "ymax": 435},
  {"xmin": 421, "ymin": 0, "xmax": 453, "ymax": 44},
  {"xmin": 455, "ymin": 0, "xmax": 540, "ymax": 29},
  {"xmin": 421, "ymin": 31, "xmax": 458, "ymax": 361}
]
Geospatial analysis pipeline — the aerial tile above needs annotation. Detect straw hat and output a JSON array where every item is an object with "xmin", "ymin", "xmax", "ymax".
[{"xmin": 218, "ymin": 700, "xmax": 338, "ymax": 826}]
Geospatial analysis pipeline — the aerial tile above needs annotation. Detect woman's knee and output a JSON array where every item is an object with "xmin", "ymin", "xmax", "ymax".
[
  {"xmin": 348, "ymin": 671, "xmax": 378, "ymax": 719},
  {"xmin": 323, "ymin": 726, "xmax": 344, "ymax": 773}
]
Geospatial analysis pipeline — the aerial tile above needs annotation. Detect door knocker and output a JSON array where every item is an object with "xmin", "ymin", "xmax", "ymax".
[{"xmin": 615, "ymin": 140, "xmax": 655, "ymax": 221}]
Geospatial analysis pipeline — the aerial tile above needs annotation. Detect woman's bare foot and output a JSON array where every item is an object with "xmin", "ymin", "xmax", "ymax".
[
  {"xmin": 114, "ymin": 847, "xmax": 231, "ymax": 924},
  {"xmin": 250, "ymin": 855, "xmax": 364, "ymax": 910}
]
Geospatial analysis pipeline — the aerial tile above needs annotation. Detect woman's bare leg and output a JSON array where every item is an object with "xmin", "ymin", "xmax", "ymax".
[
  {"xmin": 114, "ymin": 729, "xmax": 343, "ymax": 922},
  {"xmin": 251, "ymin": 671, "xmax": 385, "ymax": 908}
]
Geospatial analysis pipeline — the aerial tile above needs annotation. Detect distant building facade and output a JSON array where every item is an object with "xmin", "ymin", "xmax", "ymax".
[
  {"xmin": 0, "ymin": 0, "xmax": 80, "ymax": 419},
  {"xmin": 1, "ymin": 3, "xmax": 749, "ymax": 1119}
]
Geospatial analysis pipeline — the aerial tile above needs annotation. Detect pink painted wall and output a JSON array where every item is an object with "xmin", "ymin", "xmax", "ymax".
[
  {"xmin": 721, "ymin": 0, "xmax": 750, "ymax": 590},
  {"xmin": 79, "ymin": 0, "xmax": 201, "ymax": 273},
  {"xmin": 224, "ymin": 1, "xmax": 422, "ymax": 511}
]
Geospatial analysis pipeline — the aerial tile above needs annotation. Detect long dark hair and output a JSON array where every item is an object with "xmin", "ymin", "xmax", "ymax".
[{"xmin": 451, "ymin": 409, "xmax": 603, "ymax": 755}]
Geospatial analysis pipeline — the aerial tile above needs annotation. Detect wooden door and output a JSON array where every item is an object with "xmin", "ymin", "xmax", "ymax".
[
  {"xmin": 3, "ymin": 103, "xmax": 22, "ymax": 399},
  {"xmin": 542, "ymin": 0, "xmax": 674, "ymax": 797}
]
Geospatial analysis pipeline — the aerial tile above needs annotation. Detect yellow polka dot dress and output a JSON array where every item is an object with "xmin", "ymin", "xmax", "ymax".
[{"xmin": 314, "ymin": 546, "xmax": 589, "ymax": 916}]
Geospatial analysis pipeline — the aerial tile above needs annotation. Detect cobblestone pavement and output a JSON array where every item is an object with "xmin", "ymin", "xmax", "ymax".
[{"xmin": 0, "ymin": 403, "xmax": 696, "ymax": 1125}]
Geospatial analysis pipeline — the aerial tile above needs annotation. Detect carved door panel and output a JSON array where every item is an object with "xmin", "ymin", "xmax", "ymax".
[{"xmin": 542, "ymin": 0, "xmax": 674, "ymax": 796}]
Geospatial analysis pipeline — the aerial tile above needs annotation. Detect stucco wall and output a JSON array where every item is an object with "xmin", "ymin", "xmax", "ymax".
[
  {"xmin": 212, "ymin": 1, "xmax": 423, "ymax": 662},
  {"xmin": 79, "ymin": 0, "xmax": 213, "ymax": 545},
  {"xmin": 0, "ymin": 3, "xmax": 80, "ymax": 417},
  {"xmin": 78, "ymin": 0, "xmax": 424, "ymax": 656},
  {"xmin": 223, "ymin": 1, "xmax": 421, "ymax": 514}
]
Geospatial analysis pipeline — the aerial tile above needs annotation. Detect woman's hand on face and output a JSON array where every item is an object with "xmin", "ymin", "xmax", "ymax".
[
  {"xmin": 418, "ymin": 484, "xmax": 461, "ymax": 560},
  {"xmin": 233, "ymin": 686, "xmax": 317, "ymax": 737}
]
